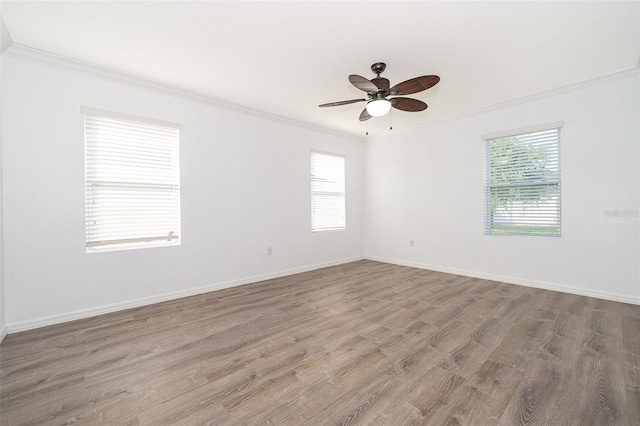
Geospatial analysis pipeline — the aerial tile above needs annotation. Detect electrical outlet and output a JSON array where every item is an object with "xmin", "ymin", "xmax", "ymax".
[
  {"xmin": 267, "ymin": 247, "xmax": 273, "ymax": 255},
  {"xmin": 409, "ymin": 240, "xmax": 415, "ymax": 247}
]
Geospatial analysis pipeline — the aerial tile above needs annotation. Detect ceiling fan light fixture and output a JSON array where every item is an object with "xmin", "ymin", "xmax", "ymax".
[{"xmin": 366, "ymin": 99, "xmax": 391, "ymax": 117}]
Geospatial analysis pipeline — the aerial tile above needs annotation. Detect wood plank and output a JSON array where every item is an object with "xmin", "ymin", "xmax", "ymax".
[{"xmin": 1, "ymin": 260, "xmax": 639, "ymax": 425}]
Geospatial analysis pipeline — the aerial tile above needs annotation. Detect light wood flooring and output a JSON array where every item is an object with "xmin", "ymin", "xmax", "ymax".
[{"xmin": 1, "ymin": 260, "xmax": 639, "ymax": 425}]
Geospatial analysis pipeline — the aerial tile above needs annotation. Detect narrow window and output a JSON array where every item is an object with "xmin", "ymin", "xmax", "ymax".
[
  {"xmin": 484, "ymin": 123, "xmax": 562, "ymax": 236},
  {"xmin": 83, "ymin": 107, "xmax": 181, "ymax": 252},
  {"xmin": 311, "ymin": 150, "xmax": 345, "ymax": 232}
]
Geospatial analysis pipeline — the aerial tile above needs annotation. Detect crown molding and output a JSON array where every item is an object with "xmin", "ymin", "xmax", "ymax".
[
  {"xmin": 368, "ymin": 66, "xmax": 640, "ymax": 138},
  {"xmin": 2, "ymin": 44, "xmax": 363, "ymax": 143},
  {"xmin": 4, "ymin": 43, "xmax": 637, "ymax": 142}
]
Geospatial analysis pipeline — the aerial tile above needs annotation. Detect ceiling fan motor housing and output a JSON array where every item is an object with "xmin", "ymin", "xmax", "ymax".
[{"xmin": 371, "ymin": 62, "xmax": 387, "ymax": 76}]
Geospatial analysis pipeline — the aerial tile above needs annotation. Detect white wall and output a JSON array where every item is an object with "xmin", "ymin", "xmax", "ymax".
[
  {"xmin": 0, "ymin": 12, "xmax": 9, "ymax": 341},
  {"xmin": 2, "ymin": 47, "xmax": 638, "ymax": 335},
  {"xmin": 365, "ymin": 71, "xmax": 640, "ymax": 304},
  {"xmin": 1, "ymin": 52, "xmax": 364, "ymax": 330}
]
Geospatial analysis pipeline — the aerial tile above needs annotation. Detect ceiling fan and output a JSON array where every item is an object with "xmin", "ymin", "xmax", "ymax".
[{"xmin": 319, "ymin": 62, "xmax": 440, "ymax": 121}]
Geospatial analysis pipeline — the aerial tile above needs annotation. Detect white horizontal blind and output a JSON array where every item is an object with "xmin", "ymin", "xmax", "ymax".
[
  {"xmin": 311, "ymin": 151, "xmax": 345, "ymax": 232},
  {"xmin": 84, "ymin": 110, "xmax": 181, "ymax": 251},
  {"xmin": 484, "ymin": 126, "xmax": 561, "ymax": 236}
]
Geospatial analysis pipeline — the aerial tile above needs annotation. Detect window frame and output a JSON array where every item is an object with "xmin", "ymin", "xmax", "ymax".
[
  {"xmin": 310, "ymin": 149, "xmax": 346, "ymax": 233},
  {"xmin": 483, "ymin": 122, "xmax": 563, "ymax": 237},
  {"xmin": 83, "ymin": 107, "xmax": 182, "ymax": 252}
]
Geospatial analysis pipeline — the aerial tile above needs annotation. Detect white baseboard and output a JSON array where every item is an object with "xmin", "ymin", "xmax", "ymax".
[
  {"xmin": 6, "ymin": 254, "xmax": 635, "ymax": 337},
  {"xmin": 0, "ymin": 324, "xmax": 7, "ymax": 343},
  {"xmin": 5, "ymin": 256, "xmax": 365, "ymax": 335},
  {"xmin": 365, "ymin": 256, "xmax": 640, "ymax": 306}
]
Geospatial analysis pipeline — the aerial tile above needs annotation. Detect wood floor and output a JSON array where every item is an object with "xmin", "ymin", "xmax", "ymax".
[{"xmin": 1, "ymin": 260, "xmax": 639, "ymax": 425}]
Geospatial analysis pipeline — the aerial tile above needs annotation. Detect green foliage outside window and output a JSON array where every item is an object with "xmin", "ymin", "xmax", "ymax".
[{"xmin": 485, "ymin": 129, "xmax": 560, "ymax": 236}]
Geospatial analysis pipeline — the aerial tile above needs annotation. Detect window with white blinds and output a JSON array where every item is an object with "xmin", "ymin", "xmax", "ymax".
[
  {"xmin": 83, "ymin": 107, "xmax": 181, "ymax": 252},
  {"xmin": 311, "ymin": 150, "xmax": 345, "ymax": 232},
  {"xmin": 484, "ymin": 122, "xmax": 562, "ymax": 236}
]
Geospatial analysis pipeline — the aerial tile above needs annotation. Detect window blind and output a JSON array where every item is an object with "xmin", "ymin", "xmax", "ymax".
[
  {"xmin": 84, "ymin": 109, "xmax": 181, "ymax": 251},
  {"xmin": 311, "ymin": 151, "xmax": 345, "ymax": 232},
  {"xmin": 484, "ymin": 125, "xmax": 561, "ymax": 236}
]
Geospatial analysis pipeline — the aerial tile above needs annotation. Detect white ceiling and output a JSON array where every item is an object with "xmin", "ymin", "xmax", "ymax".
[{"xmin": 2, "ymin": 1, "xmax": 639, "ymax": 137}]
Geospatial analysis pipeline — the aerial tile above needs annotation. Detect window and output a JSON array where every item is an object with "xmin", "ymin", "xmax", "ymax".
[
  {"xmin": 483, "ymin": 122, "xmax": 562, "ymax": 236},
  {"xmin": 311, "ymin": 150, "xmax": 345, "ymax": 232},
  {"xmin": 83, "ymin": 107, "xmax": 181, "ymax": 252}
]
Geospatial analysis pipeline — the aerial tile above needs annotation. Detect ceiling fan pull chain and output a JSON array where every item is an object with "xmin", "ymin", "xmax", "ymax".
[
  {"xmin": 389, "ymin": 109, "xmax": 393, "ymax": 131},
  {"xmin": 365, "ymin": 120, "xmax": 369, "ymax": 136}
]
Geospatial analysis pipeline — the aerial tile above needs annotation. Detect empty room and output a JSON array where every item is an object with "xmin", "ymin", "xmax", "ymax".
[{"xmin": 0, "ymin": 1, "xmax": 639, "ymax": 425}]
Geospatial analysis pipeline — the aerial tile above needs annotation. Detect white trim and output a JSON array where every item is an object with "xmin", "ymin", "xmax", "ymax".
[
  {"xmin": 310, "ymin": 148, "xmax": 346, "ymax": 159},
  {"xmin": 481, "ymin": 121, "xmax": 564, "ymax": 141},
  {"xmin": 4, "ymin": 254, "xmax": 637, "ymax": 334},
  {"xmin": 81, "ymin": 106, "xmax": 182, "ymax": 130},
  {"xmin": 3, "ymin": 44, "xmax": 363, "ymax": 143},
  {"xmin": 5, "ymin": 256, "xmax": 365, "ymax": 334},
  {"xmin": 368, "ymin": 67, "xmax": 640, "ymax": 138},
  {"xmin": 365, "ymin": 256, "xmax": 640, "ymax": 306},
  {"xmin": 4, "ymin": 44, "xmax": 637, "ymax": 142}
]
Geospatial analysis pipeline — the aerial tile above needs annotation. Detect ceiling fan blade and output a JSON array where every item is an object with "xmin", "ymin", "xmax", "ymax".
[
  {"xmin": 390, "ymin": 75, "xmax": 440, "ymax": 95},
  {"xmin": 390, "ymin": 97, "xmax": 428, "ymax": 112},
  {"xmin": 319, "ymin": 99, "xmax": 366, "ymax": 107},
  {"xmin": 359, "ymin": 107, "xmax": 372, "ymax": 121},
  {"xmin": 349, "ymin": 74, "xmax": 379, "ymax": 92},
  {"xmin": 371, "ymin": 77, "xmax": 390, "ymax": 91}
]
